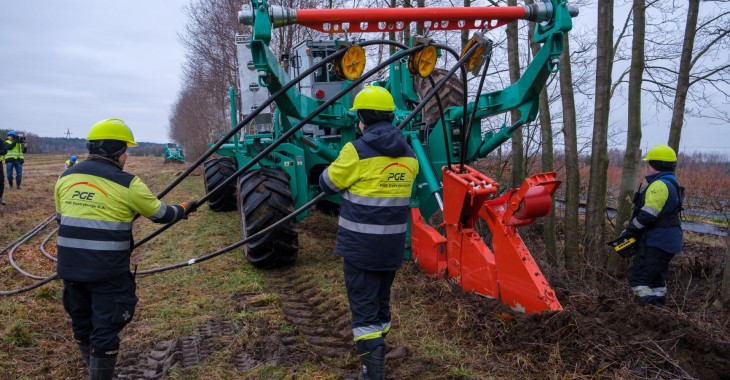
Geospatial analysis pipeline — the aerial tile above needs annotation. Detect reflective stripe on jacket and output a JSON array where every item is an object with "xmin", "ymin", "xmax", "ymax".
[
  {"xmin": 319, "ymin": 122, "xmax": 419, "ymax": 271},
  {"xmin": 55, "ymin": 158, "xmax": 185, "ymax": 281}
]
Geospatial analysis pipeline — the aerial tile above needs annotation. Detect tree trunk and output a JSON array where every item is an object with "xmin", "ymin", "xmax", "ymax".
[
  {"xmin": 585, "ymin": 0, "xmax": 614, "ymax": 274},
  {"xmin": 559, "ymin": 33, "xmax": 581, "ymax": 272},
  {"xmin": 507, "ymin": 0, "xmax": 524, "ymax": 188},
  {"xmin": 461, "ymin": 0, "xmax": 472, "ymax": 50},
  {"xmin": 389, "ymin": 0, "xmax": 397, "ymax": 55},
  {"xmin": 722, "ymin": 229, "xmax": 730, "ymax": 310},
  {"xmin": 610, "ymin": 0, "xmax": 645, "ymax": 273},
  {"xmin": 527, "ymin": 0, "xmax": 557, "ymax": 265},
  {"xmin": 668, "ymin": 0, "xmax": 699, "ymax": 152}
]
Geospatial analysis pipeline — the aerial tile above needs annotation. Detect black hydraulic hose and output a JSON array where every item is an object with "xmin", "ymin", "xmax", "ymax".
[
  {"xmin": 427, "ymin": 75, "xmax": 452, "ymax": 170},
  {"xmin": 133, "ymin": 44, "xmax": 431, "ymax": 249},
  {"xmin": 152, "ymin": 45, "xmax": 354, "ymax": 202},
  {"xmin": 396, "ymin": 42, "xmax": 482, "ymax": 133},
  {"xmin": 1, "ymin": 213, "xmax": 55, "ymax": 256},
  {"xmin": 460, "ymin": 48, "xmax": 493, "ymax": 171},
  {"xmin": 40, "ymin": 226, "xmax": 59, "ymax": 262},
  {"xmin": 6, "ymin": 216, "xmax": 57, "ymax": 280},
  {"xmin": 154, "ymin": 39, "xmax": 404, "ymax": 205},
  {"xmin": 136, "ymin": 193, "xmax": 327, "ymax": 275},
  {"xmin": 0, "ymin": 274, "xmax": 58, "ymax": 296},
  {"xmin": 432, "ymin": 43, "xmax": 471, "ymax": 173},
  {"xmin": 0, "ymin": 214, "xmax": 59, "ymax": 296}
]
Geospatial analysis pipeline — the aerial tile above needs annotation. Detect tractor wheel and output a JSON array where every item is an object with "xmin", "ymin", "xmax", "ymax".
[
  {"xmin": 203, "ymin": 157, "xmax": 238, "ymax": 212},
  {"xmin": 237, "ymin": 168, "xmax": 299, "ymax": 269},
  {"xmin": 412, "ymin": 68, "xmax": 465, "ymax": 128}
]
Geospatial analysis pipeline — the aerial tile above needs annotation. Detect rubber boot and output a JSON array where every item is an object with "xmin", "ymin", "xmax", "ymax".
[
  {"xmin": 634, "ymin": 295, "xmax": 653, "ymax": 305},
  {"xmin": 77, "ymin": 342, "xmax": 91, "ymax": 368},
  {"xmin": 7, "ymin": 179, "xmax": 12, "ymax": 189},
  {"xmin": 649, "ymin": 296, "xmax": 666, "ymax": 308},
  {"xmin": 89, "ymin": 355, "xmax": 117, "ymax": 380},
  {"xmin": 358, "ymin": 345, "xmax": 385, "ymax": 380},
  {"xmin": 16, "ymin": 177, "xmax": 21, "ymax": 190}
]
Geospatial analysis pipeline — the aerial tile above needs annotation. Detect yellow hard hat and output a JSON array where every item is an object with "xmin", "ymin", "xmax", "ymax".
[
  {"xmin": 350, "ymin": 86, "xmax": 396, "ymax": 112},
  {"xmin": 643, "ymin": 144, "xmax": 677, "ymax": 162},
  {"xmin": 87, "ymin": 118, "xmax": 137, "ymax": 147}
]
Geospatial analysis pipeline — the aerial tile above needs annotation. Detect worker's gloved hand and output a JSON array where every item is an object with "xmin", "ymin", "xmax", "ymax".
[
  {"xmin": 180, "ymin": 199, "xmax": 199, "ymax": 217},
  {"xmin": 618, "ymin": 229, "xmax": 635, "ymax": 240}
]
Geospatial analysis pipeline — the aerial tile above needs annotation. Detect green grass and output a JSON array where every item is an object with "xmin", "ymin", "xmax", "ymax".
[{"xmin": 2, "ymin": 320, "xmax": 36, "ymax": 347}]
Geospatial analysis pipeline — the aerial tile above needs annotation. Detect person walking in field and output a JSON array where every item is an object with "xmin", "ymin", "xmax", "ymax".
[
  {"xmin": 319, "ymin": 86, "xmax": 419, "ymax": 379},
  {"xmin": 65, "ymin": 155, "xmax": 79, "ymax": 170},
  {"xmin": 55, "ymin": 118, "xmax": 198, "ymax": 379},
  {"xmin": 615, "ymin": 144, "xmax": 684, "ymax": 307},
  {"xmin": 0, "ymin": 138, "xmax": 6, "ymax": 205},
  {"xmin": 4, "ymin": 130, "xmax": 28, "ymax": 189}
]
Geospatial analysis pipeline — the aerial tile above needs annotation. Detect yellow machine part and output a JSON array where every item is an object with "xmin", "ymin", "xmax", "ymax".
[
  {"xmin": 408, "ymin": 45, "xmax": 437, "ymax": 78},
  {"xmin": 335, "ymin": 45, "xmax": 366, "ymax": 81},
  {"xmin": 461, "ymin": 37, "xmax": 487, "ymax": 73}
]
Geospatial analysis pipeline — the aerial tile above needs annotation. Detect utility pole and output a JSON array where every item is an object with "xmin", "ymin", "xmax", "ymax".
[{"xmin": 65, "ymin": 128, "xmax": 72, "ymax": 138}]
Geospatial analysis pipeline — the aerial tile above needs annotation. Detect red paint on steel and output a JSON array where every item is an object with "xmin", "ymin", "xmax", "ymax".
[{"xmin": 297, "ymin": 6, "xmax": 527, "ymax": 33}]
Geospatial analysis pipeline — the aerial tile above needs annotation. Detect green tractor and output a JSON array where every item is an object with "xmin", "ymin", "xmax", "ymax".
[
  {"xmin": 202, "ymin": 0, "xmax": 578, "ymax": 313},
  {"xmin": 164, "ymin": 143, "xmax": 185, "ymax": 164}
]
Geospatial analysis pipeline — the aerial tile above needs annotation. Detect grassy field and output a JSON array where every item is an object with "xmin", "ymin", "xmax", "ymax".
[{"xmin": 1, "ymin": 154, "xmax": 728, "ymax": 379}]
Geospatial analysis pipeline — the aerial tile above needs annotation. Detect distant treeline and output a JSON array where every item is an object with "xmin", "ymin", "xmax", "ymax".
[{"xmin": 1, "ymin": 130, "xmax": 165, "ymax": 157}]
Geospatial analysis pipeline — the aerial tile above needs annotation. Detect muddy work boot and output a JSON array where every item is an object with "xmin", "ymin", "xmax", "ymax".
[
  {"xmin": 16, "ymin": 177, "xmax": 21, "ymax": 190},
  {"xmin": 357, "ymin": 340, "xmax": 385, "ymax": 380},
  {"xmin": 89, "ymin": 354, "xmax": 117, "ymax": 380}
]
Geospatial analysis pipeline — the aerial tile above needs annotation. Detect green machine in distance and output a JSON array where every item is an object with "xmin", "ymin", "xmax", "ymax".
[{"xmin": 164, "ymin": 143, "xmax": 185, "ymax": 164}]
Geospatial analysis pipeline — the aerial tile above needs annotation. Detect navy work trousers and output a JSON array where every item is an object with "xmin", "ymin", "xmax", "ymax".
[
  {"xmin": 628, "ymin": 245, "xmax": 675, "ymax": 290},
  {"xmin": 344, "ymin": 260, "xmax": 396, "ymax": 342},
  {"xmin": 62, "ymin": 271, "xmax": 138, "ymax": 356}
]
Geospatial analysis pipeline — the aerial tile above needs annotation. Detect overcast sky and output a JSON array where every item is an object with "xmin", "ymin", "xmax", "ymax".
[
  {"xmin": 0, "ymin": 1, "xmax": 727, "ymax": 155},
  {"xmin": 0, "ymin": 1, "xmax": 188, "ymax": 144}
]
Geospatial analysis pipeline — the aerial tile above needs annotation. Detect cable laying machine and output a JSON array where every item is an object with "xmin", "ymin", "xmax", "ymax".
[{"xmin": 203, "ymin": 0, "xmax": 578, "ymax": 314}]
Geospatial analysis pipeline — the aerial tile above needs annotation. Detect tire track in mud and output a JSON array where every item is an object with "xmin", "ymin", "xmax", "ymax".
[
  {"xmin": 115, "ymin": 294, "xmax": 274, "ymax": 378},
  {"xmin": 263, "ymin": 268, "xmax": 355, "ymax": 366},
  {"xmin": 115, "ymin": 269, "xmax": 355, "ymax": 378}
]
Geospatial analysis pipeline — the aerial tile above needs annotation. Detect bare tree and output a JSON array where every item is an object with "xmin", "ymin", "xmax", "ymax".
[
  {"xmin": 524, "ymin": 0, "xmax": 557, "ymax": 264},
  {"xmin": 585, "ymin": 0, "xmax": 614, "ymax": 272},
  {"xmin": 559, "ymin": 32, "xmax": 582, "ymax": 272},
  {"xmin": 610, "ymin": 0, "xmax": 645, "ymax": 273},
  {"xmin": 667, "ymin": 0, "xmax": 699, "ymax": 151},
  {"xmin": 506, "ymin": 0, "xmax": 524, "ymax": 188}
]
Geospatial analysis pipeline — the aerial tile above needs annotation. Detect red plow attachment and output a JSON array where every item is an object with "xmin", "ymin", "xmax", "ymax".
[{"xmin": 411, "ymin": 165, "xmax": 562, "ymax": 313}]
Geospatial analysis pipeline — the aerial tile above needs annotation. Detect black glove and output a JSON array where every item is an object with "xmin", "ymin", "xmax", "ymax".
[{"xmin": 180, "ymin": 199, "xmax": 199, "ymax": 215}]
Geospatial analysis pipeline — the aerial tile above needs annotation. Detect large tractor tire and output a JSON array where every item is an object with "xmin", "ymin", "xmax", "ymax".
[
  {"xmin": 237, "ymin": 168, "xmax": 299, "ymax": 269},
  {"xmin": 412, "ymin": 68, "xmax": 465, "ymax": 128},
  {"xmin": 203, "ymin": 157, "xmax": 238, "ymax": 212}
]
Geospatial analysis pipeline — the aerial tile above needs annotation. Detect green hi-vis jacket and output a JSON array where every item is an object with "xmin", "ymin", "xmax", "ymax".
[
  {"xmin": 55, "ymin": 158, "xmax": 187, "ymax": 282},
  {"xmin": 4, "ymin": 139, "xmax": 25, "ymax": 161}
]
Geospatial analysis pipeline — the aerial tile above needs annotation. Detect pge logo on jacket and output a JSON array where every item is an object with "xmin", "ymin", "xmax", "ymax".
[
  {"xmin": 379, "ymin": 162, "xmax": 414, "ymax": 188},
  {"xmin": 65, "ymin": 182, "xmax": 109, "ymax": 207}
]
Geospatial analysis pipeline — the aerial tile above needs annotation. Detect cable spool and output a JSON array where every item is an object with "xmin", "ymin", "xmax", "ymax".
[
  {"xmin": 513, "ymin": 186, "xmax": 552, "ymax": 219},
  {"xmin": 408, "ymin": 45, "xmax": 438, "ymax": 78},
  {"xmin": 334, "ymin": 45, "xmax": 366, "ymax": 81}
]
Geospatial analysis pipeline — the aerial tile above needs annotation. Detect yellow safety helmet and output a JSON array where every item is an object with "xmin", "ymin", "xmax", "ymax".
[
  {"xmin": 643, "ymin": 144, "xmax": 677, "ymax": 162},
  {"xmin": 87, "ymin": 118, "xmax": 138, "ymax": 147},
  {"xmin": 350, "ymin": 86, "xmax": 396, "ymax": 112}
]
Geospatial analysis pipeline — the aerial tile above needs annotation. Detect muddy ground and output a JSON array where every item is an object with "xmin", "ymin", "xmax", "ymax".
[
  {"xmin": 2, "ymin": 155, "xmax": 729, "ymax": 379},
  {"xmin": 114, "ymin": 219, "xmax": 730, "ymax": 380}
]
